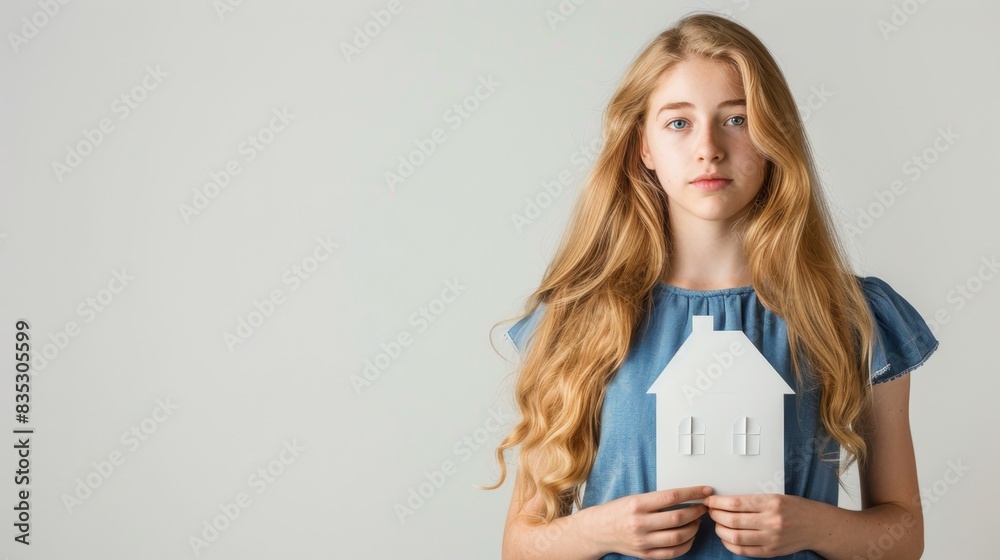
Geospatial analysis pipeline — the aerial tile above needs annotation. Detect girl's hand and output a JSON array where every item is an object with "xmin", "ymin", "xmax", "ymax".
[
  {"xmin": 589, "ymin": 485, "xmax": 712, "ymax": 559},
  {"xmin": 703, "ymin": 493, "xmax": 822, "ymax": 558}
]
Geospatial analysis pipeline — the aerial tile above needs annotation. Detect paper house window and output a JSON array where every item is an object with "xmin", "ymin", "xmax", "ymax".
[
  {"xmin": 732, "ymin": 416, "xmax": 760, "ymax": 455},
  {"xmin": 678, "ymin": 416, "xmax": 705, "ymax": 455}
]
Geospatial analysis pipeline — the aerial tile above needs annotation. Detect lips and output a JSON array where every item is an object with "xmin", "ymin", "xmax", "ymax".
[{"xmin": 691, "ymin": 175, "xmax": 733, "ymax": 191}]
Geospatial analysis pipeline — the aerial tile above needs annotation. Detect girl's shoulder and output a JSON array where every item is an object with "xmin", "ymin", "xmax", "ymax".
[
  {"xmin": 504, "ymin": 301, "xmax": 548, "ymax": 357},
  {"xmin": 855, "ymin": 275, "xmax": 940, "ymax": 385}
]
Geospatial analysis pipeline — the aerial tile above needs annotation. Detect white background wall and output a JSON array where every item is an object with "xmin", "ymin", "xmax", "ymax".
[{"xmin": 0, "ymin": 0, "xmax": 995, "ymax": 558}]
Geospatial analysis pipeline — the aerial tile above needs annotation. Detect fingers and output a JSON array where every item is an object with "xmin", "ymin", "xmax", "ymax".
[
  {"xmin": 647, "ymin": 503, "xmax": 709, "ymax": 531},
  {"xmin": 714, "ymin": 522, "xmax": 768, "ymax": 546},
  {"xmin": 643, "ymin": 515, "xmax": 703, "ymax": 552},
  {"xmin": 640, "ymin": 485, "xmax": 713, "ymax": 511},
  {"xmin": 708, "ymin": 507, "xmax": 752, "ymax": 530},
  {"xmin": 703, "ymin": 493, "xmax": 761, "ymax": 513}
]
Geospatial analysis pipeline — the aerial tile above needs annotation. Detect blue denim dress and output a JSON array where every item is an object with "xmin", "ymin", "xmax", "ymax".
[{"xmin": 505, "ymin": 276, "xmax": 939, "ymax": 559}]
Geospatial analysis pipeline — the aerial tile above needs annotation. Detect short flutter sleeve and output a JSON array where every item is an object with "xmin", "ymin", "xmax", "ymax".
[
  {"xmin": 504, "ymin": 302, "xmax": 547, "ymax": 358},
  {"xmin": 860, "ymin": 276, "xmax": 940, "ymax": 385}
]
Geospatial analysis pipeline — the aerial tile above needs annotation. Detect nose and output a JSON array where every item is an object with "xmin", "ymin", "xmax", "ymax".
[{"xmin": 696, "ymin": 124, "xmax": 724, "ymax": 162}]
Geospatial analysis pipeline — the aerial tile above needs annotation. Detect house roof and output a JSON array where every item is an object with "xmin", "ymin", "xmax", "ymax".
[{"xmin": 647, "ymin": 315, "xmax": 795, "ymax": 396}]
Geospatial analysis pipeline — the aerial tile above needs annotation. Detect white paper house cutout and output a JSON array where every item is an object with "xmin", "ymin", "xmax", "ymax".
[{"xmin": 647, "ymin": 315, "xmax": 795, "ymax": 503}]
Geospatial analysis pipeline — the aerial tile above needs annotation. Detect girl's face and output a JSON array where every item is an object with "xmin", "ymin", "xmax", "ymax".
[{"xmin": 639, "ymin": 57, "xmax": 768, "ymax": 227}]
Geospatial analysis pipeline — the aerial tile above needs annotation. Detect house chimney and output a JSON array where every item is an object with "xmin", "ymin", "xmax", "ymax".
[{"xmin": 691, "ymin": 315, "xmax": 714, "ymax": 333}]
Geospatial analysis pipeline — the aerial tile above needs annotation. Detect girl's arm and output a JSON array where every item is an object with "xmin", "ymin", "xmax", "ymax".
[
  {"xmin": 501, "ymin": 452, "xmax": 710, "ymax": 559},
  {"xmin": 501, "ymin": 452, "xmax": 605, "ymax": 560},
  {"xmin": 706, "ymin": 373, "xmax": 924, "ymax": 559},
  {"xmin": 808, "ymin": 373, "xmax": 924, "ymax": 559}
]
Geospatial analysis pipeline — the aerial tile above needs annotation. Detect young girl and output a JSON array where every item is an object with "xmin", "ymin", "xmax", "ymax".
[{"xmin": 485, "ymin": 12, "xmax": 938, "ymax": 560}]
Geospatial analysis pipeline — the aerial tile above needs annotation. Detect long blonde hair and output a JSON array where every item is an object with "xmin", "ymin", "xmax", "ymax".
[{"xmin": 484, "ymin": 12, "xmax": 876, "ymax": 525}]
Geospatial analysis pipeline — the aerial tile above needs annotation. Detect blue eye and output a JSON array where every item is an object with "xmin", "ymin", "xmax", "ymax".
[{"xmin": 665, "ymin": 116, "xmax": 746, "ymax": 130}]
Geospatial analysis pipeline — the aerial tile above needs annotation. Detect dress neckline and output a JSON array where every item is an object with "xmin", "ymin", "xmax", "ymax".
[{"xmin": 655, "ymin": 281, "xmax": 756, "ymax": 297}]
